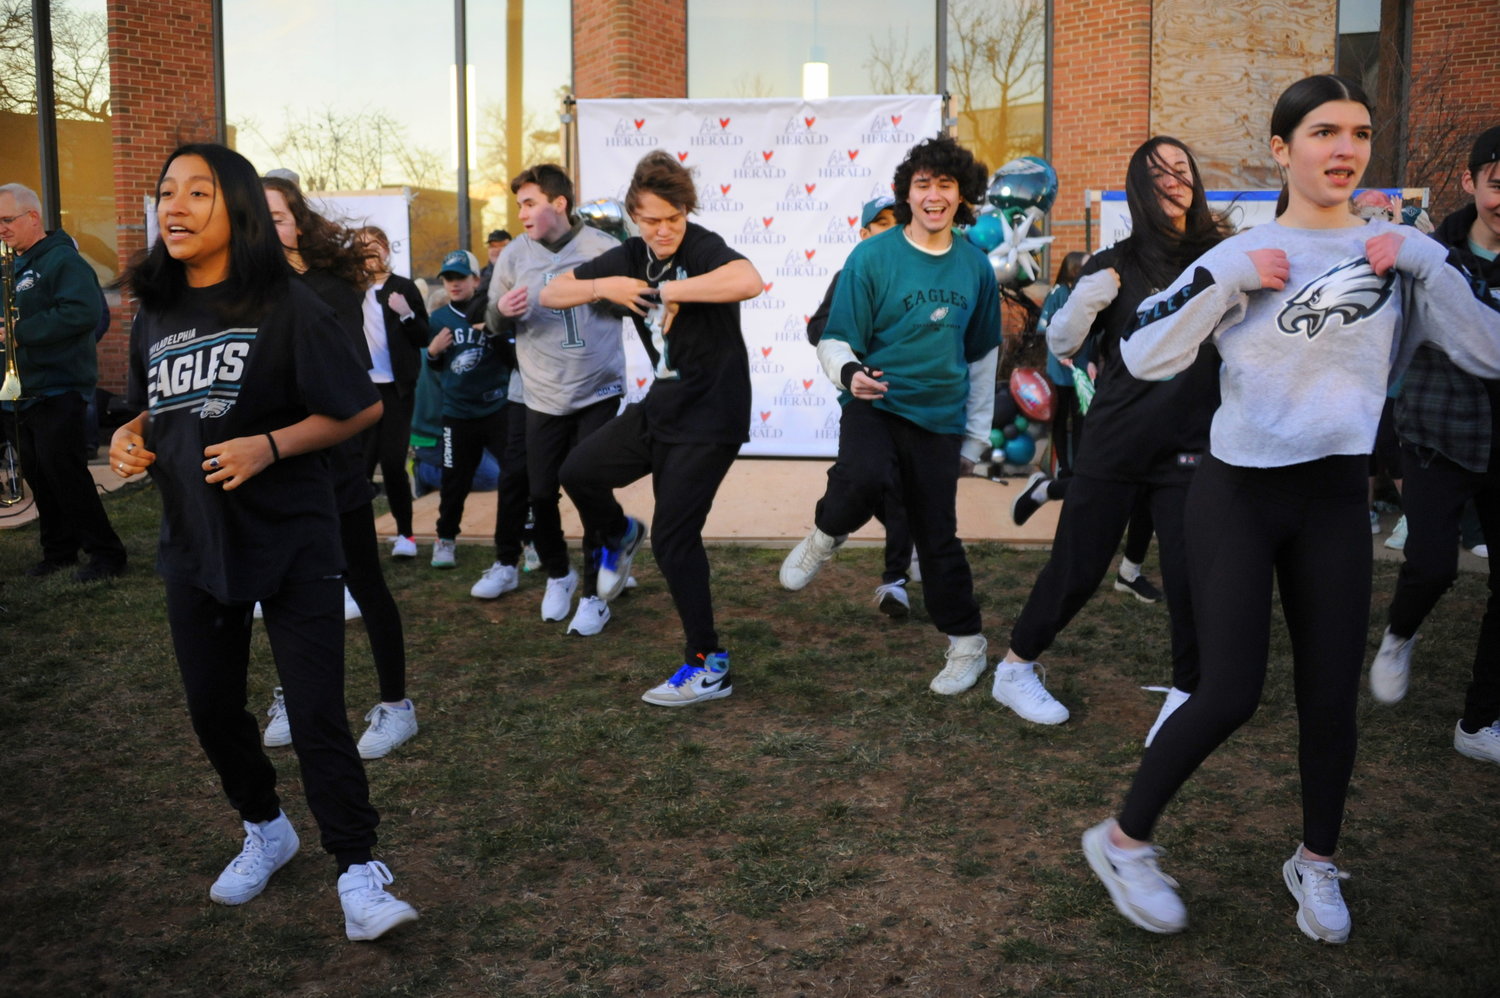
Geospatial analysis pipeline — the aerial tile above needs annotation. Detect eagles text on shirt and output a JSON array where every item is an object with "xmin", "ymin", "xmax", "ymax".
[{"xmin": 146, "ymin": 325, "xmax": 256, "ymax": 417}]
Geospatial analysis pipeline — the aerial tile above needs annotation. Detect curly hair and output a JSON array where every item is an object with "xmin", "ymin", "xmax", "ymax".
[
  {"xmin": 261, "ymin": 176, "xmax": 368, "ymax": 288},
  {"xmin": 891, "ymin": 135, "xmax": 989, "ymax": 228},
  {"xmin": 625, "ymin": 150, "xmax": 698, "ymax": 217}
]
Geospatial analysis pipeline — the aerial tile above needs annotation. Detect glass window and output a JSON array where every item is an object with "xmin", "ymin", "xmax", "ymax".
[{"xmin": 946, "ymin": 0, "xmax": 1046, "ymax": 170}]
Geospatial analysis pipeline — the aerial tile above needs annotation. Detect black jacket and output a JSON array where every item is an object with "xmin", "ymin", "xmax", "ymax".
[{"xmin": 373, "ymin": 273, "xmax": 430, "ymax": 397}]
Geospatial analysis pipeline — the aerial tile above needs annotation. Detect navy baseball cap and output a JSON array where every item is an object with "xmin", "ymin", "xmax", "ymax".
[
  {"xmin": 439, "ymin": 250, "xmax": 480, "ymax": 277},
  {"xmin": 860, "ymin": 195, "xmax": 896, "ymax": 229}
]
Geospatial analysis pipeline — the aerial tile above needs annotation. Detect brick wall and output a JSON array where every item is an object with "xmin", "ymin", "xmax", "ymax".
[
  {"xmin": 1048, "ymin": 0, "xmax": 1154, "ymax": 263},
  {"xmin": 1406, "ymin": 2, "xmax": 1500, "ymax": 221},
  {"xmin": 103, "ymin": 0, "xmax": 218, "ymax": 393},
  {"xmin": 573, "ymin": 0, "xmax": 687, "ymax": 99}
]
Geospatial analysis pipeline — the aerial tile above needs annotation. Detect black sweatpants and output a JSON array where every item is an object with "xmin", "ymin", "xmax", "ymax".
[
  {"xmin": 1009, "ymin": 473, "xmax": 1197, "ymax": 691},
  {"xmin": 559, "ymin": 403, "xmax": 738, "ymax": 659},
  {"xmin": 1118, "ymin": 455, "xmax": 1368, "ymax": 856},
  {"xmin": 436, "ymin": 404, "xmax": 528, "ymax": 564},
  {"xmin": 17, "ymin": 391, "xmax": 125, "ymax": 567},
  {"xmin": 340, "ymin": 502, "xmax": 407, "ymax": 703},
  {"xmin": 873, "ymin": 483, "xmax": 913, "ymax": 585},
  {"xmin": 527, "ymin": 398, "xmax": 619, "ymax": 595},
  {"xmin": 1386, "ymin": 444, "xmax": 1500, "ymax": 730},
  {"xmin": 166, "ymin": 577, "xmax": 378, "ymax": 872},
  {"xmin": 362, "ymin": 383, "xmax": 415, "ymax": 538},
  {"xmin": 814, "ymin": 399, "xmax": 980, "ymax": 636}
]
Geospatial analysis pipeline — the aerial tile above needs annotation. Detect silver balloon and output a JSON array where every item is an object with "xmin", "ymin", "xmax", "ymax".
[
  {"xmin": 577, "ymin": 198, "xmax": 631, "ymax": 242},
  {"xmin": 987, "ymin": 205, "xmax": 1054, "ymax": 288},
  {"xmin": 988, "ymin": 246, "xmax": 1022, "ymax": 288}
]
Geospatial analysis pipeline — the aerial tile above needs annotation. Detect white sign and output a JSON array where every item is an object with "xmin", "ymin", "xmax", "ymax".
[{"xmin": 577, "ymin": 95, "xmax": 943, "ymax": 457}]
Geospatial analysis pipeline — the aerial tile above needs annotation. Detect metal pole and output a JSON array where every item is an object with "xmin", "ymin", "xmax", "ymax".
[
  {"xmin": 30, "ymin": 0, "xmax": 60, "ymax": 230},
  {"xmin": 455, "ymin": 0, "xmax": 472, "ymax": 252},
  {"xmin": 212, "ymin": 0, "xmax": 228, "ymax": 145},
  {"xmin": 935, "ymin": 0, "xmax": 948, "ymax": 98}
]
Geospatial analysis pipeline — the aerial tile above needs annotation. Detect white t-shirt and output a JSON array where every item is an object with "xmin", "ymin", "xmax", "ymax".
[{"xmin": 363, "ymin": 282, "xmax": 394, "ymax": 383}]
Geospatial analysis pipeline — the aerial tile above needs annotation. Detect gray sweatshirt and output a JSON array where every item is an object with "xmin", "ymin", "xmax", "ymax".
[
  {"xmin": 488, "ymin": 223, "xmax": 626, "ymax": 416},
  {"xmin": 1121, "ymin": 219, "xmax": 1500, "ymax": 468}
]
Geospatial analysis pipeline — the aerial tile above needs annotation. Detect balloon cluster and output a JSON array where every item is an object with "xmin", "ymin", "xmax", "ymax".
[
  {"xmin": 964, "ymin": 156, "xmax": 1058, "ymax": 289},
  {"xmin": 989, "ymin": 367, "xmax": 1053, "ymax": 468}
]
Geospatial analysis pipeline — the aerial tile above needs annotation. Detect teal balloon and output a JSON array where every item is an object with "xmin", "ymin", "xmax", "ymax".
[
  {"xmin": 965, "ymin": 213, "xmax": 1003, "ymax": 252},
  {"xmin": 1013, "ymin": 415, "xmax": 1030, "ymax": 431},
  {"xmin": 989, "ymin": 428, "xmax": 1002, "ymax": 448},
  {"xmin": 1003, "ymin": 434, "xmax": 1036, "ymax": 464}
]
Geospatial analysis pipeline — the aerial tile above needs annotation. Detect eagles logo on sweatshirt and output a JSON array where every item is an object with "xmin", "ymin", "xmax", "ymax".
[{"xmin": 1277, "ymin": 257, "xmax": 1395, "ymax": 340}]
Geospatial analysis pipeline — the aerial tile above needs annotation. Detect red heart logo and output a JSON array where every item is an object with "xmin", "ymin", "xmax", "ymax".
[
  {"xmin": 762, "ymin": 150, "xmax": 774, "ymax": 162},
  {"xmin": 763, "ymin": 282, "xmax": 774, "ymax": 293},
  {"xmin": 636, "ymin": 377, "xmax": 647, "ymax": 388},
  {"xmin": 677, "ymin": 151, "xmax": 689, "ymax": 163},
  {"xmin": 802, "ymin": 315, "xmax": 810, "ymax": 324},
  {"xmin": 804, "ymin": 183, "xmax": 816, "ymax": 195},
  {"xmin": 847, "ymin": 216, "xmax": 858, "ymax": 227},
  {"xmin": 847, "ymin": 149, "xmax": 860, "ymax": 161},
  {"xmin": 633, "ymin": 119, "xmax": 645, "ymax": 130},
  {"xmin": 804, "ymin": 250, "xmax": 816, "ymax": 261},
  {"xmin": 804, "ymin": 117, "xmax": 815, "ymax": 128},
  {"xmin": 720, "ymin": 184, "xmax": 731, "ymax": 195},
  {"xmin": 719, "ymin": 117, "xmax": 731, "ymax": 129},
  {"xmin": 802, "ymin": 379, "xmax": 814, "ymax": 390},
  {"xmin": 761, "ymin": 346, "xmax": 772, "ymax": 358},
  {"xmin": 762, "ymin": 217, "xmax": 774, "ymax": 228},
  {"xmin": 760, "ymin": 411, "xmax": 771, "ymax": 422},
  {"xmin": 891, "ymin": 115, "xmax": 902, "ymax": 126}
]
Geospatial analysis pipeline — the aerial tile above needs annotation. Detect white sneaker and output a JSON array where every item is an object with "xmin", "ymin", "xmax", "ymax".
[
  {"xmin": 908, "ymin": 547, "xmax": 922, "ymax": 583},
  {"xmin": 597, "ymin": 517, "xmax": 646, "ymax": 602},
  {"xmin": 779, "ymin": 527, "xmax": 845, "ymax": 590},
  {"xmin": 1383, "ymin": 514, "xmax": 1408, "ymax": 550},
  {"xmin": 1369, "ymin": 627, "xmax": 1417, "ymax": 704},
  {"xmin": 874, "ymin": 580, "xmax": 910, "ymax": 619},
  {"xmin": 542, "ymin": 569, "xmax": 578, "ymax": 621},
  {"xmin": 210, "ymin": 812, "xmax": 300, "ymax": 905},
  {"xmin": 391, "ymin": 535, "xmax": 417, "ymax": 559},
  {"xmin": 992, "ymin": 661, "xmax": 1069, "ymax": 724},
  {"xmin": 1144, "ymin": 687, "xmax": 1190, "ymax": 747},
  {"xmin": 641, "ymin": 653, "xmax": 734, "ymax": 706},
  {"xmin": 1454, "ymin": 719, "xmax": 1500, "ymax": 764},
  {"xmin": 252, "ymin": 601, "xmax": 264, "ymax": 619},
  {"xmin": 431, "ymin": 538, "xmax": 457, "ymax": 569},
  {"xmin": 930, "ymin": 634, "xmax": 988, "ymax": 695},
  {"xmin": 567, "ymin": 595, "xmax": 611, "ymax": 636},
  {"xmin": 339, "ymin": 861, "xmax": 418, "ymax": 941},
  {"xmin": 343, "ymin": 586, "xmax": 362, "ymax": 621},
  {"xmin": 357, "ymin": 700, "xmax": 418, "ymax": 760},
  {"xmin": 523, "ymin": 541, "xmax": 542, "ymax": 571},
  {"xmin": 470, "ymin": 561, "xmax": 519, "ymax": 599},
  {"xmin": 263, "ymin": 687, "xmax": 291, "ymax": 747},
  {"xmin": 1471, "ymin": 543, "xmax": 1489, "ymax": 559},
  {"xmin": 1082, "ymin": 819, "xmax": 1187, "ymax": 934},
  {"xmin": 1282, "ymin": 848, "xmax": 1351, "ymax": 943}
]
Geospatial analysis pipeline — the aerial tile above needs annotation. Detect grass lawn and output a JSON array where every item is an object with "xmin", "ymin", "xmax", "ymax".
[{"xmin": 1, "ymin": 480, "xmax": 1496, "ymax": 997}]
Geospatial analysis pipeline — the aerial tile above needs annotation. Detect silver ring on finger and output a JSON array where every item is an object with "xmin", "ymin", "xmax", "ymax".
[{"xmin": 209, "ymin": 457, "xmax": 220, "ymax": 470}]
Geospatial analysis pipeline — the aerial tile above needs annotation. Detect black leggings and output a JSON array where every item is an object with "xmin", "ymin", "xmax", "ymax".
[
  {"xmin": 362, "ymin": 383, "xmax": 414, "ymax": 538},
  {"xmin": 1118, "ymin": 455, "xmax": 1368, "ymax": 857},
  {"xmin": 340, "ymin": 502, "xmax": 407, "ymax": 703}
]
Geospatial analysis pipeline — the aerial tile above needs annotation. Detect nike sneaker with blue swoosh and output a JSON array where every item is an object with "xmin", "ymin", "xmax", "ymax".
[{"xmin": 641, "ymin": 652, "xmax": 733, "ymax": 706}]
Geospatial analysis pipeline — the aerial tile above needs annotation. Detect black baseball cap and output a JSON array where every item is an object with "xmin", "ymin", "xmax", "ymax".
[
  {"xmin": 1469, "ymin": 126, "xmax": 1500, "ymax": 176},
  {"xmin": 486, "ymin": 229, "xmax": 512, "ymax": 243}
]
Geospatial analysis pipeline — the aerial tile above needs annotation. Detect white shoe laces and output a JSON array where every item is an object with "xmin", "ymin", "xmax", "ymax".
[
  {"xmin": 873, "ymin": 581, "xmax": 907, "ymax": 603},
  {"xmin": 267, "ymin": 688, "xmax": 286, "ymax": 721},
  {"xmin": 364, "ymin": 703, "xmax": 393, "ymax": 732},
  {"xmin": 1005, "ymin": 664, "xmax": 1056, "ymax": 706},
  {"xmin": 346, "ymin": 860, "xmax": 396, "ymax": 896},
  {"xmin": 1296, "ymin": 858, "xmax": 1350, "ymax": 908},
  {"xmin": 231, "ymin": 825, "xmax": 274, "ymax": 874},
  {"xmin": 790, "ymin": 534, "xmax": 834, "ymax": 575},
  {"xmin": 1117, "ymin": 845, "xmax": 1180, "ymax": 892}
]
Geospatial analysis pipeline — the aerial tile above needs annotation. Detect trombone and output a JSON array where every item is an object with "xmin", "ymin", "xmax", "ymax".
[{"xmin": 0, "ymin": 241, "xmax": 25, "ymax": 507}]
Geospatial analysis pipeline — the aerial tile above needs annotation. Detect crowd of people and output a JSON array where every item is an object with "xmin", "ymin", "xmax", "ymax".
[{"xmin": 3, "ymin": 72, "xmax": 1497, "ymax": 948}]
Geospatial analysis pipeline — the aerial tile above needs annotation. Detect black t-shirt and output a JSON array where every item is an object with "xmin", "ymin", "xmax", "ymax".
[
  {"xmin": 300, "ymin": 269, "xmax": 378, "ymax": 513},
  {"xmin": 126, "ymin": 279, "xmax": 380, "ymax": 602},
  {"xmin": 1071, "ymin": 240, "xmax": 1222, "ymax": 484},
  {"xmin": 572, "ymin": 222, "xmax": 751, "ymax": 444}
]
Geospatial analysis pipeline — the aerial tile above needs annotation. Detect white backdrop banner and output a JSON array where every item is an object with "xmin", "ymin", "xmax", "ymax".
[{"xmin": 577, "ymin": 95, "xmax": 943, "ymax": 457}]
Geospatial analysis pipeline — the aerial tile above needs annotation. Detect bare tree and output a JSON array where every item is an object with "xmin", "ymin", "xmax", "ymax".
[
  {"xmin": 946, "ymin": 0, "xmax": 1046, "ymax": 167},
  {"xmin": 1394, "ymin": 51, "xmax": 1476, "ymax": 220},
  {"xmin": 1, "ymin": 0, "xmax": 111, "ymax": 120},
  {"xmin": 475, "ymin": 98, "xmax": 561, "ymax": 188},
  {"xmin": 864, "ymin": 29, "xmax": 931, "ymax": 95},
  {"xmin": 0, "ymin": 2, "xmax": 32, "ymax": 114},
  {"xmin": 241, "ymin": 106, "xmax": 446, "ymax": 191}
]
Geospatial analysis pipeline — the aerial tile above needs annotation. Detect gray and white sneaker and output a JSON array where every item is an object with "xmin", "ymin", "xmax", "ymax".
[
  {"xmin": 930, "ymin": 634, "xmax": 988, "ymax": 695},
  {"xmin": 1082, "ymin": 819, "xmax": 1187, "ymax": 934},
  {"xmin": 1370, "ymin": 627, "xmax": 1418, "ymax": 704},
  {"xmin": 641, "ymin": 653, "xmax": 733, "ymax": 706},
  {"xmin": 779, "ymin": 527, "xmax": 845, "ymax": 590},
  {"xmin": 357, "ymin": 700, "xmax": 418, "ymax": 760},
  {"xmin": 210, "ymin": 811, "xmax": 300, "ymax": 905},
  {"xmin": 1282, "ymin": 848, "xmax": 1351, "ymax": 944},
  {"xmin": 541, "ymin": 569, "xmax": 578, "ymax": 621},
  {"xmin": 391, "ymin": 535, "xmax": 418, "ymax": 559},
  {"xmin": 339, "ymin": 861, "xmax": 418, "ymax": 941},
  {"xmin": 992, "ymin": 660, "xmax": 1069, "ymax": 724},
  {"xmin": 567, "ymin": 595, "xmax": 611, "ymax": 636},
  {"xmin": 874, "ymin": 580, "xmax": 910, "ymax": 619},
  {"xmin": 1454, "ymin": 719, "xmax": 1500, "ymax": 765},
  {"xmin": 431, "ymin": 538, "xmax": 457, "ymax": 569},
  {"xmin": 263, "ymin": 687, "xmax": 291, "ymax": 747},
  {"xmin": 470, "ymin": 561, "xmax": 519, "ymax": 599}
]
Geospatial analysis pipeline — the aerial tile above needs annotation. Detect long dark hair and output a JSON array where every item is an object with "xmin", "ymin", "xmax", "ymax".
[
  {"xmin": 1053, "ymin": 251, "xmax": 1087, "ymax": 288},
  {"xmin": 891, "ymin": 134, "xmax": 988, "ymax": 228},
  {"xmin": 261, "ymin": 176, "xmax": 368, "ymax": 288},
  {"xmin": 1121, "ymin": 136, "xmax": 1227, "ymax": 291},
  {"xmin": 123, "ymin": 143, "xmax": 290, "ymax": 321},
  {"xmin": 1270, "ymin": 74, "xmax": 1374, "ymax": 216}
]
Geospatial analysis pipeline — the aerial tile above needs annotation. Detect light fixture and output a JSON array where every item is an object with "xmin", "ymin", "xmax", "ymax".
[{"xmin": 802, "ymin": 60, "xmax": 829, "ymax": 100}]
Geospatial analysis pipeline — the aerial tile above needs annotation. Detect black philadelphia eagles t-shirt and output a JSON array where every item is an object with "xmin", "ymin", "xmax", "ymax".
[
  {"xmin": 126, "ymin": 280, "xmax": 379, "ymax": 603},
  {"xmin": 571, "ymin": 222, "xmax": 751, "ymax": 445}
]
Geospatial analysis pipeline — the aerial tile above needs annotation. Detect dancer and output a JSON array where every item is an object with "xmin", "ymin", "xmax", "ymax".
[
  {"xmin": 260, "ymin": 176, "xmax": 417, "ymax": 760},
  {"xmin": 110, "ymin": 144, "xmax": 417, "ymax": 940},
  {"xmin": 1368, "ymin": 124, "xmax": 1500, "ymax": 766},
  {"xmin": 803, "ymin": 194, "xmax": 915, "ymax": 619},
  {"xmin": 779, "ymin": 135, "xmax": 1000, "ymax": 695},
  {"xmin": 1081, "ymin": 76, "xmax": 1500, "ymax": 944},
  {"xmin": 994, "ymin": 137, "xmax": 1228, "ymax": 735},
  {"xmin": 542, "ymin": 150, "xmax": 762, "ymax": 705},
  {"xmin": 483, "ymin": 164, "xmax": 626, "ymax": 634}
]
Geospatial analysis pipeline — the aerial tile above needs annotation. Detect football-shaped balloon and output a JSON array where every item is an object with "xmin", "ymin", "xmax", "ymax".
[
  {"xmin": 987, "ymin": 156, "xmax": 1059, "ymax": 215},
  {"xmin": 1010, "ymin": 367, "xmax": 1054, "ymax": 422},
  {"xmin": 578, "ymin": 198, "xmax": 631, "ymax": 242}
]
